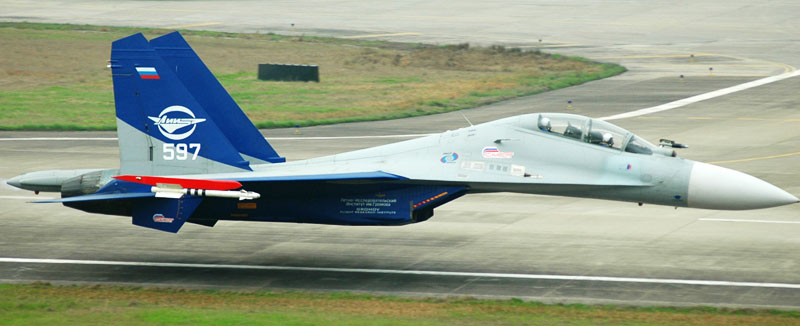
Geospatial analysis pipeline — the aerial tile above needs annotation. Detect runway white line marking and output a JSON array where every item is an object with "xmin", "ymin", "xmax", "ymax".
[
  {"xmin": 269, "ymin": 134, "xmax": 433, "ymax": 140},
  {"xmin": 0, "ymin": 138, "xmax": 118, "ymax": 141},
  {"xmin": 599, "ymin": 70, "xmax": 800, "ymax": 121},
  {"xmin": 341, "ymin": 32, "xmax": 421, "ymax": 39},
  {"xmin": 2, "ymin": 257, "xmax": 799, "ymax": 289},
  {"xmin": 163, "ymin": 22, "xmax": 222, "ymax": 29},
  {"xmin": 0, "ymin": 196, "xmax": 54, "ymax": 200},
  {"xmin": 0, "ymin": 135, "xmax": 433, "ymax": 141},
  {"xmin": 699, "ymin": 218, "xmax": 800, "ymax": 225}
]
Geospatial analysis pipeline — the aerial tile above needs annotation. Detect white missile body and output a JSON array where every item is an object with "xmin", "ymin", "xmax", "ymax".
[{"xmin": 151, "ymin": 186, "xmax": 260, "ymax": 200}]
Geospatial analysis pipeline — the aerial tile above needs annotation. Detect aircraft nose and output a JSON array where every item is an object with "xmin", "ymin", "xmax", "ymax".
[
  {"xmin": 6, "ymin": 175, "xmax": 23, "ymax": 189},
  {"xmin": 687, "ymin": 162, "xmax": 799, "ymax": 210}
]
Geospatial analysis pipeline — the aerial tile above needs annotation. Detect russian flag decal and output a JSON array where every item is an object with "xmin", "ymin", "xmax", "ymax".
[{"xmin": 135, "ymin": 67, "xmax": 160, "ymax": 79}]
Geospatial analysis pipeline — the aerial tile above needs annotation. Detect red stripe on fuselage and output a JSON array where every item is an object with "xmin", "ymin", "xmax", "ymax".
[
  {"xmin": 139, "ymin": 74, "xmax": 160, "ymax": 79},
  {"xmin": 114, "ymin": 175, "xmax": 242, "ymax": 190}
]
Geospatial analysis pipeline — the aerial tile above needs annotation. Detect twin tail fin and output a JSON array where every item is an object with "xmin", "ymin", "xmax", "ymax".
[{"xmin": 110, "ymin": 32, "xmax": 284, "ymax": 176}]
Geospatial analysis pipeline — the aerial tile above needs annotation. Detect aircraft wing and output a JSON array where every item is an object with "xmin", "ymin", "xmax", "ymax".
[
  {"xmin": 39, "ymin": 170, "xmax": 444, "ymax": 233},
  {"xmin": 43, "ymin": 171, "xmax": 407, "ymax": 204}
]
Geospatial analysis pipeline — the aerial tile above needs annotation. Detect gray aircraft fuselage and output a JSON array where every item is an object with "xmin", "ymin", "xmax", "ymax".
[
  {"xmin": 221, "ymin": 113, "xmax": 795, "ymax": 210},
  {"xmin": 10, "ymin": 113, "xmax": 797, "ymax": 213}
]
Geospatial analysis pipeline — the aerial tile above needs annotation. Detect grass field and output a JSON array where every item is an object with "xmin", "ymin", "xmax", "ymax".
[
  {"xmin": 1, "ymin": 283, "xmax": 798, "ymax": 326},
  {"xmin": 0, "ymin": 22, "xmax": 625, "ymax": 130}
]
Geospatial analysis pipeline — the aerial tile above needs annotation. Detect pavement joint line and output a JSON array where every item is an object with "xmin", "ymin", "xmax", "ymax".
[
  {"xmin": 0, "ymin": 135, "xmax": 435, "ymax": 141},
  {"xmin": 698, "ymin": 218, "xmax": 800, "ymax": 225},
  {"xmin": 341, "ymin": 32, "xmax": 421, "ymax": 39},
  {"xmin": 726, "ymin": 54, "xmax": 798, "ymax": 73},
  {"xmin": 599, "ymin": 70, "xmax": 800, "ymax": 121},
  {"xmin": 593, "ymin": 51, "xmax": 796, "ymax": 73},
  {"xmin": 0, "ymin": 196, "xmax": 54, "ymax": 200},
  {"xmin": 593, "ymin": 53, "xmax": 715, "ymax": 60},
  {"xmin": 163, "ymin": 22, "xmax": 222, "ymax": 29},
  {"xmin": 636, "ymin": 116, "xmax": 800, "ymax": 122},
  {"xmin": 270, "ymin": 134, "xmax": 434, "ymax": 140},
  {"xmin": 2, "ymin": 257, "xmax": 800, "ymax": 289},
  {"xmin": 0, "ymin": 138, "xmax": 118, "ymax": 141},
  {"xmin": 516, "ymin": 44, "xmax": 583, "ymax": 48},
  {"xmin": 92, "ymin": 7, "xmax": 215, "ymax": 13},
  {"xmin": 708, "ymin": 151, "xmax": 800, "ymax": 164}
]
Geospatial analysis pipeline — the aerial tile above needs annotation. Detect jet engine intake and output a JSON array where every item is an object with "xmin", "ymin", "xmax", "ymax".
[{"xmin": 61, "ymin": 169, "xmax": 118, "ymax": 198}]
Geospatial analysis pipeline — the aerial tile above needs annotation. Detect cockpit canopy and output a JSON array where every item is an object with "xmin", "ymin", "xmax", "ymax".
[{"xmin": 520, "ymin": 113, "xmax": 671, "ymax": 156}]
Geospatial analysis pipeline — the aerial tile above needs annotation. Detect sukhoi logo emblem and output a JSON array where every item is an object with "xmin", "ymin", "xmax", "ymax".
[{"xmin": 148, "ymin": 106, "xmax": 206, "ymax": 140}]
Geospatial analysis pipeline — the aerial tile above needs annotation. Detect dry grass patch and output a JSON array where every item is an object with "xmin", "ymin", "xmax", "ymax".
[{"xmin": 0, "ymin": 22, "xmax": 624, "ymax": 130}]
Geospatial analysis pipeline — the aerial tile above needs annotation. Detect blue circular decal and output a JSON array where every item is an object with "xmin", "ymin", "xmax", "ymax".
[{"xmin": 440, "ymin": 152, "xmax": 459, "ymax": 163}]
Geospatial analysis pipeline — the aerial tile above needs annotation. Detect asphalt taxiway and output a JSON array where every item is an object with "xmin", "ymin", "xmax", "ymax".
[{"xmin": 1, "ymin": 0, "xmax": 799, "ymax": 309}]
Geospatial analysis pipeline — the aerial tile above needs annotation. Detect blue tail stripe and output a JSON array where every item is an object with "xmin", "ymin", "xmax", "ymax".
[
  {"xmin": 150, "ymin": 32, "xmax": 285, "ymax": 164},
  {"xmin": 111, "ymin": 33, "xmax": 252, "ymax": 171}
]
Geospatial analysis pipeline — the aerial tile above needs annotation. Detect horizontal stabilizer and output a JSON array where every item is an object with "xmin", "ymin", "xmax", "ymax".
[{"xmin": 33, "ymin": 192, "xmax": 155, "ymax": 203}]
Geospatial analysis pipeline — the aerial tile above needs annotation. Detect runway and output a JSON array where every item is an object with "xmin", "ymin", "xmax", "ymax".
[{"xmin": 1, "ymin": 0, "xmax": 799, "ymax": 309}]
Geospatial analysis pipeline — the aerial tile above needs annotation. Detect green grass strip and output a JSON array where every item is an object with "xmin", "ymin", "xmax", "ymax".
[{"xmin": 1, "ymin": 283, "xmax": 798, "ymax": 326}]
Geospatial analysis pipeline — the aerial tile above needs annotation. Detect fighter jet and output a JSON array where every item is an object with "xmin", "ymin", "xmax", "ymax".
[{"xmin": 6, "ymin": 32, "xmax": 798, "ymax": 233}]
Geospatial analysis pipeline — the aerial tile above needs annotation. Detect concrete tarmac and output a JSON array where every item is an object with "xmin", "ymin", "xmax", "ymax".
[{"xmin": 1, "ymin": 0, "xmax": 799, "ymax": 309}]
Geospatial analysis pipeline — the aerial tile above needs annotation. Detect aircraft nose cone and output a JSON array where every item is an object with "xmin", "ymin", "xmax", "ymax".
[
  {"xmin": 687, "ymin": 162, "xmax": 799, "ymax": 210},
  {"xmin": 6, "ymin": 175, "xmax": 23, "ymax": 189}
]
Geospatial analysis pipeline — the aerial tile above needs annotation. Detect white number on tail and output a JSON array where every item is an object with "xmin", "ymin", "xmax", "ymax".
[
  {"xmin": 189, "ymin": 143, "xmax": 200, "ymax": 160},
  {"xmin": 163, "ymin": 143, "xmax": 201, "ymax": 160}
]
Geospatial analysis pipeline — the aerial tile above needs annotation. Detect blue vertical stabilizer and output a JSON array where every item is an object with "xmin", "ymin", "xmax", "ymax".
[
  {"xmin": 111, "ymin": 33, "xmax": 252, "ymax": 175},
  {"xmin": 150, "ymin": 32, "xmax": 285, "ymax": 164}
]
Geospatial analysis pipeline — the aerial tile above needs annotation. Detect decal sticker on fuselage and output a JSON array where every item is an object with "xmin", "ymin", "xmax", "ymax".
[
  {"xmin": 510, "ymin": 164, "xmax": 526, "ymax": 177},
  {"xmin": 339, "ymin": 198, "xmax": 398, "ymax": 215},
  {"xmin": 135, "ymin": 67, "xmax": 160, "ymax": 79},
  {"xmin": 148, "ymin": 106, "xmax": 206, "ymax": 141},
  {"xmin": 148, "ymin": 106, "xmax": 204, "ymax": 160},
  {"xmin": 460, "ymin": 161, "xmax": 486, "ymax": 171},
  {"xmin": 487, "ymin": 163, "xmax": 510, "ymax": 174},
  {"xmin": 482, "ymin": 146, "xmax": 514, "ymax": 159},
  {"xmin": 237, "ymin": 202, "xmax": 257, "ymax": 210},
  {"xmin": 440, "ymin": 152, "xmax": 459, "ymax": 163},
  {"xmin": 152, "ymin": 214, "xmax": 174, "ymax": 223}
]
